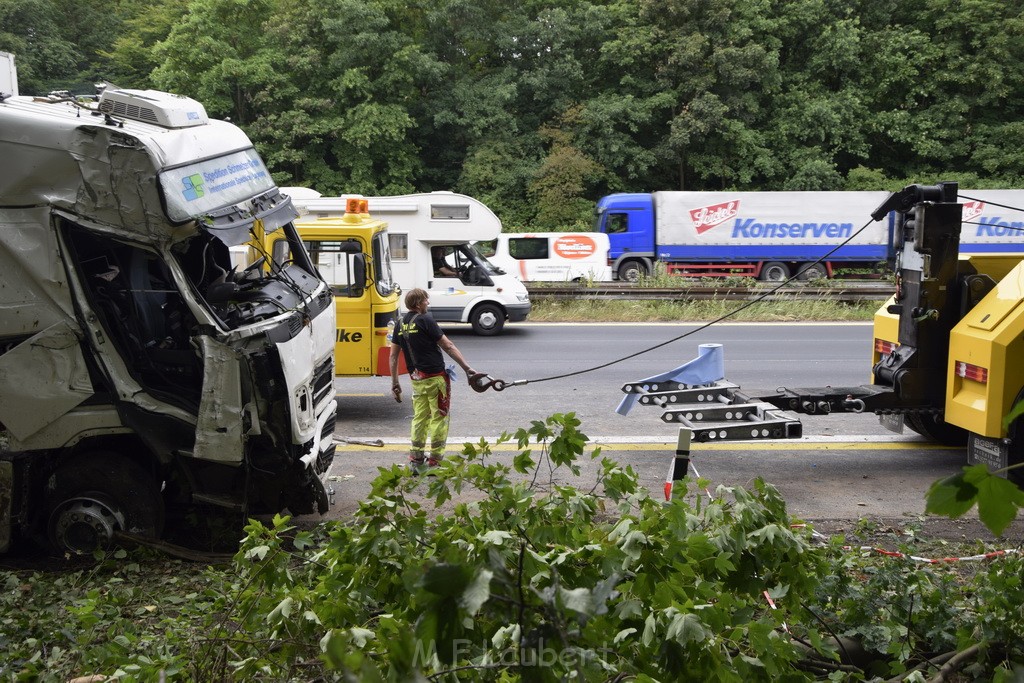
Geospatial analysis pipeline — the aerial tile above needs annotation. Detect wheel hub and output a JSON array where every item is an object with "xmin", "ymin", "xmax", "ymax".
[
  {"xmin": 477, "ymin": 310, "xmax": 498, "ymax": 328},
  {"xmin": 50, "ymin": 496, "xmax": 125, "ymax": 554}
]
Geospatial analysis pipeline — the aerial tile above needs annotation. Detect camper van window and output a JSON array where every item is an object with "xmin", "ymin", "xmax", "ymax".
[
  {"xmin": 389, "ymin": 234, "xmax": 409, "ymax": 260},
  {"xmin": 432, "ymin": 246, "xmax": 459, "ymax": 277},
  {"xmin": 430, "ymin": 204, "xmax": 471, "ymax": 220},
  {"xmin": 508, "ymin": 237, "xmax": 549, "ymax": 260}
]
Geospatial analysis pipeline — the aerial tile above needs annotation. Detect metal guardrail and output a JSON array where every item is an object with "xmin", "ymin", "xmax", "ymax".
[{"xmin": 524, "ymin": 281, "xmax": 895, "ymax": 303}]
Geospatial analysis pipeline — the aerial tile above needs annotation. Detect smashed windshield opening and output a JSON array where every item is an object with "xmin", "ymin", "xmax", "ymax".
[{"xmin": 172, "ymin": 223, "xmax": 327, "ymax": 330}]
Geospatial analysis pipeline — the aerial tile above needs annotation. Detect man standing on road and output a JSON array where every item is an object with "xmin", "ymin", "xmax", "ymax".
[{"xmin": 389, "ymin": 288, "xmax": 479, "ymax": 473}]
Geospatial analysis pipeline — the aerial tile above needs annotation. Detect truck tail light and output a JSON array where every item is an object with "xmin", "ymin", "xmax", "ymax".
[
  {"xmin": 956, "ymin": 361, "xmax": 988, "ymax": 383},
  {"xmin": 874, "ymin": 338, "xmax": 897, "ymax": 356}
]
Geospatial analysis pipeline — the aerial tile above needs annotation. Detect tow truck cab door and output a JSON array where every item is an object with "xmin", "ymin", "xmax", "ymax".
[{"xmin": 271, "ymin": 236, "xmax": 373, "ymax": 376}]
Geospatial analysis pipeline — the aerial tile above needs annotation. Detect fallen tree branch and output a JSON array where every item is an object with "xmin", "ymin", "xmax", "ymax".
[{"xmin": 928, "ymin": 643, "xmax": 982, "ymax": 683}]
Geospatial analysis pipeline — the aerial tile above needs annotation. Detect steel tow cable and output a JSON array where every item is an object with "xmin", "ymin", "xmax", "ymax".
[{"xmin": 471, "ymin": 217, "xmax": 879, "ymax": 392}]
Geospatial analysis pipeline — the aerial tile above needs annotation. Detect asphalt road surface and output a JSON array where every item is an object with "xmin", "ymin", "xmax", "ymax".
[{"xmin": 325, "ymin": 322, "xmax": 1018, "ymax": 540}]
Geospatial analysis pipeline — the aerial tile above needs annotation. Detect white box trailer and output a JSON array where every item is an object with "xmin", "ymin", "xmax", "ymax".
[
  {"xmin": 478, "ymin": 232, "xmax": 613, "ymax": 282},
  {"xmin": 289, "ymin": 190, "xmax": 531, "ymax": 335},
  {"xmin": 0, "ymin": 52, "xmax": 17, "ymax": 97}
]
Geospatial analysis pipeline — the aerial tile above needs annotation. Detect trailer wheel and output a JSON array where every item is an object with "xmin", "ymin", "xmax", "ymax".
[
  {"xmin": 759, "ymin": 262, "xmax": 791, "ymax": 282},
  {"xmin": 46, "ymin": 452, "xmax": 164, "ymax": 554},
  {"xmin": 618, "ymin": 260, "xmax": 647, "ymax": 282},
  {"xmin": 797, "ymin": 263, "xmax": 827, "ymax": 281},
  {"xmin": 470, "ymin": 303, "xmax": 505, "ymax": 336},
  {"xmin": 905, "ymin": 413, "xmax": 968, "ymax": 447}
]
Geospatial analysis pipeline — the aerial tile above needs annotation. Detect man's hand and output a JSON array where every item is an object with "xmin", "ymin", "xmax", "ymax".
[{"xmin": 392, "ymin": 384, "xmax": 402, "ymax": 403}]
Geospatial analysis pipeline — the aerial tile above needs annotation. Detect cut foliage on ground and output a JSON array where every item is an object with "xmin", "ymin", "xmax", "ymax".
[{"xmin": 2, "ymin": 414, "xmax": 1022, "ymax": 682}]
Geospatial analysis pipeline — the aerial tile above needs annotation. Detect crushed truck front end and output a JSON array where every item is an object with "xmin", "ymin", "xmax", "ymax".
[{"xmin": 0, "ymin": 89, "xmax": 336, "ymax": 553}]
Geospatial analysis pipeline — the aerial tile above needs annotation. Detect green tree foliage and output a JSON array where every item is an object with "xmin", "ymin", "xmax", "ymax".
[
  {"xmin": 6, "ymin": 0, "xmax": 1024, "ymax": 213},
  {"xmin": 0, "ymin": 0, "xmax": 78, "ymax": 94}
]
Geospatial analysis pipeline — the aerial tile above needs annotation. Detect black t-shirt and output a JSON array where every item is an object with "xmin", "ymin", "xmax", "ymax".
[{"xmin": 395, "ymin": 311, "xmax": 445, "ymax": 374}]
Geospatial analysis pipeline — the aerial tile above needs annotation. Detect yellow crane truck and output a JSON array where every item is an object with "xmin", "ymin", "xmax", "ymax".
[{"xmin": 625, "ymin": 182, "xmax": 1023, "ymax": 488}]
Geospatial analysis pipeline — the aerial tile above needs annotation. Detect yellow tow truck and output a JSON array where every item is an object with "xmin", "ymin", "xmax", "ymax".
[
  {"xmin": 247, "ymin": 198, "xmax": 404, "ymax": 377},
  {"xmin": 625, "ymin": 182, "xmax": 1024, "ymax": 487}
]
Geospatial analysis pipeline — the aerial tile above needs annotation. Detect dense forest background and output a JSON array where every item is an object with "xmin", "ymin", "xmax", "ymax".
[{"xmin": 3, "ymin": 0, "xmax": 1023, "ymax": 228}]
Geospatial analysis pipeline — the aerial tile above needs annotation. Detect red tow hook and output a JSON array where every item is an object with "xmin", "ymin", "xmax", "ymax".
[{"xmin": 470, "ymin": 373, "xmax": 509, "ymax": 393}]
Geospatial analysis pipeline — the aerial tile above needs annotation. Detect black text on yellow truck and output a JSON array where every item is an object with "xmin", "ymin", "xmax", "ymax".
[
  {"xmin": 244, "ymin": 198, "xmax": 404, "ymax": 377},
  {"xmin": 624, "ymin": 182, "xmax": 1023, "ymax": 489},
  {"xmin": 0, "ymin": 87, "xmax": 338, "ymax": 554}
]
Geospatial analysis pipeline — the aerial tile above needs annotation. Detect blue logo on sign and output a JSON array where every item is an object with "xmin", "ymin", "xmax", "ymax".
[{"xmin": 182, "ymin": 174, "xmax": 205, "ymax": 201}]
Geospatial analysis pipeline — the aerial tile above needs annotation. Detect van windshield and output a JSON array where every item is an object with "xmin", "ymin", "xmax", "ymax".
[{"xmin": 464, "ymin": 243, "xmax": 504, "ymax": 275}]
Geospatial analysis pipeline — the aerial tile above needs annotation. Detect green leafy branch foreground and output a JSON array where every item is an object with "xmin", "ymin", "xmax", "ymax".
[{"xmin": 3, "ymin": 414, "xmax": 1023, "ymax": 682}]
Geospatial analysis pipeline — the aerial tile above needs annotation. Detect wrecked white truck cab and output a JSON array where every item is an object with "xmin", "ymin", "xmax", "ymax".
[{"xmin": 0, "ymin": 89, "xmax": 337, "ymax": 553}]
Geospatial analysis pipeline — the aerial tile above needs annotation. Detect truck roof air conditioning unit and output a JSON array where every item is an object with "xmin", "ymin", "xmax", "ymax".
[{"xmin": 98, "ymin": 88, "xmax": 209, "ymax": 128}]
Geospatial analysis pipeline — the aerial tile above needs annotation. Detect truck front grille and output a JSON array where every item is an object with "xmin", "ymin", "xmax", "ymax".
[{"xmin": 312, "ymin": 357, "xmax": 333, "ymax": 406}]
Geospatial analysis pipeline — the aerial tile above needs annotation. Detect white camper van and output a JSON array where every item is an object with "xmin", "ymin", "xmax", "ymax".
[
  {"xmin": 478, "ymin": 232, "xmax": 612, "ymax": 282},
  {"xmin": 289, "ymin": 190, "xmax": 531, "ymax": 335}
]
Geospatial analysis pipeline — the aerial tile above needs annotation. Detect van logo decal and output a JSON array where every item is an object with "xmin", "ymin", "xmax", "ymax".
[
  {"xmin": 553, "ymin": 235, "xmax": 597, "ymax": 259},
  {"xmin": 962, "ymin": 200, "xmax": 985, "ymax": 223},
  {"xmin": 181, "ymin": 173, "xmax": 205, "ymax": 201},
  {"xmin": 690, "ymin": 200, "xmax": 739, "ymax": 234}
]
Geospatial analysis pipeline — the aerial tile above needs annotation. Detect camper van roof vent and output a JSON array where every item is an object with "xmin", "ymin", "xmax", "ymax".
[{"xmin": 98, "ymin": 89, "xmax": 208, "ymax": 128}]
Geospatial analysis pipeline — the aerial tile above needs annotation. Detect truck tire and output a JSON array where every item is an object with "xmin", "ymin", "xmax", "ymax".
[
  {"xmin": 797, "ymin": 263, "xmax": 827, "ymax": 281},
  {"xmin": 905, "ymin": 413, "xmax": 968, "ymax": 447},
  {"xmin": 618, "ymin": 260, "xmax": 647, "ymax": 282},
  {"xmin": 758, "ymin": 261, "xmax": 791, "ymax": 282},
  {"xmin": 470, "ymin": 303, "xmax": 505, "ymax": 336},
  {"xmin": 46, "ymin": 452, "xmax": 164, "ymax": 554}
]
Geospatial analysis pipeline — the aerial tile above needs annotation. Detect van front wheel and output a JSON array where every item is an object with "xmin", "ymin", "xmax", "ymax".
[{"xmin": 470, "ymin": 303, "xmax": 505, "ymax": 336}]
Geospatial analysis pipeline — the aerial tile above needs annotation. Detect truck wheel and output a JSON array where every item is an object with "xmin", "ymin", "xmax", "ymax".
[
  {"xmin": 470, "ymin": 303, "xmax": 505, "ymax": 336},
  {"xmin": 797, "ymin": 263, "xmax": 827, "ymax": 281},
  {"xmin": 905, "ymin": 413, "xmax": 968, "ymax": 447},
  {"xmin": 759, "ymin": 262, "xmax": 791, "ymax": 282},
  {"xmin": 618, "ymin": 260, "xmax": 647, "ymax": 282},
  {"xmin": 46, "ymin": 452, "xmax": 164, "ymax": 554}
]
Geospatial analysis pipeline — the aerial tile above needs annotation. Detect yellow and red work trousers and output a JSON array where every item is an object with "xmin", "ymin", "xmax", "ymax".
[{"xmin": 409, "ymin": 374, "xmax": 450, "ymax": 464}]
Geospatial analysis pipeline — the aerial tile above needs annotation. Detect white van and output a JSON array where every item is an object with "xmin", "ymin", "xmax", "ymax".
[
  {"xmin": 286, "ymin": 189, "xmax": 531, "ymax": 335},
  {"xmin": 477, "ymin": 232, "xmax": 613, "ymax": 282}
]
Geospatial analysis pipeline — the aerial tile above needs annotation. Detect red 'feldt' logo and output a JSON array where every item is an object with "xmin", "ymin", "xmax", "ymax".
[
  {"xmin": 690, "ymin": 200, "xmax": 739, "ymax": 234},
  {"xmin": 962, "ymin": 200, "xmax": 985, "ymax": 222}
]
